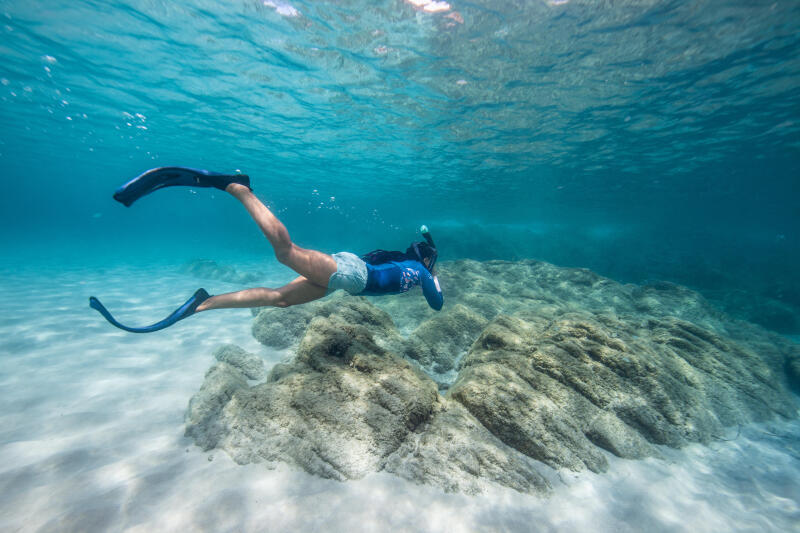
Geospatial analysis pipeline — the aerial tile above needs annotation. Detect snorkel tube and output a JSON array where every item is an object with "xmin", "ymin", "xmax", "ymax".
[
  {"xmin": 420, "ymin": 224, "xmax": 435, "ymax": 247},
  {"xmin": 418, "ymin": 225, "xmax": 438, "ymax": 272}
]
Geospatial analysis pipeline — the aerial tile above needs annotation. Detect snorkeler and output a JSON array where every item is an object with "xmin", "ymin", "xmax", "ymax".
[{"xmin": 90, "ymin": 167, "xmax": 443, "ymax": 333}]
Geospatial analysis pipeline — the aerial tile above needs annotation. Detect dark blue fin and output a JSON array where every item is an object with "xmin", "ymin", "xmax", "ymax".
[
  {"xmin": 113, "ymin": 167, "xmax": 251, "ymax": 207},
  {"xmin": 89, "ymin": 288, "xmax": 211, "ymax": 333}
]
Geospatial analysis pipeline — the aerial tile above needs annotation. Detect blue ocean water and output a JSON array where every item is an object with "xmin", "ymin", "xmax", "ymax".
[
  {"xmin": 2, "ymin": 0, "xmax": 799, "ymax": 332},
  {"xmin": 1, "ymin": 1, "xmax": 799, "ymax": 531}
]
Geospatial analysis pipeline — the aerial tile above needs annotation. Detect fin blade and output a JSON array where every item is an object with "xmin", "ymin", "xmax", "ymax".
[{"xmin": 89, "ymin": 289, "xmax": 210, "ymax": 333}]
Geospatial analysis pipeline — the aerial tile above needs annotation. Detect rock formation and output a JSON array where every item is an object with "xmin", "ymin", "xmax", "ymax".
[
  {"xmin": 188, "ymin": 302, "xmax": 550, "ymax": 494},
  {"xmin": 186, "ymin": 260, "xmax": 799, "ymax": 494}
]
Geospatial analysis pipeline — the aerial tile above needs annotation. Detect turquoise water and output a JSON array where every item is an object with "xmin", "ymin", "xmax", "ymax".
[
  {"xmin": 1, "ymin": 1, "xmax": 799, "ymax": 531},
  {"xmin": 3, "ymin": 1, "xmax": 798, "ymax": 312}
]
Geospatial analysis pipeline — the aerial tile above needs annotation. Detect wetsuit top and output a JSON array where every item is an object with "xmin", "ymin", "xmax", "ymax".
[{"xmin": 360, "ymin": 260, "xmax": 443, "ymax": 310}]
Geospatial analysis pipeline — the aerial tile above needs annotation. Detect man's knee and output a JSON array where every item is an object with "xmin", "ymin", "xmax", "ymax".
[{"xmin": 274, "ymin": 245, "xmax": 293, "ymax": 266}]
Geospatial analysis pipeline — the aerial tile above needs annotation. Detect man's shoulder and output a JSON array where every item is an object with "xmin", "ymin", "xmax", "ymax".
[{"xmin": 370, "ymin": 261, "xmax": 401, "ymax": 271}]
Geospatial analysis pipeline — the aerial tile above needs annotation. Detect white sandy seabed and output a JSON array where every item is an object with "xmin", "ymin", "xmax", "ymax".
[{"xmin": 0, "ymin": 266, "xmax": 798, "ymax": 533}]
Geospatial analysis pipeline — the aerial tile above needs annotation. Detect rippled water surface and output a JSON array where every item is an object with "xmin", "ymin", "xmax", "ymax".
[{"xmin": 3, "ymin": 0, "xmax": 798, "ymax": 210}]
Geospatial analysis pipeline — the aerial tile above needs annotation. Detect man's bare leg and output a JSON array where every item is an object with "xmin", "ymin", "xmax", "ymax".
[
  {"xmin": 226, "ymin": 183, "xmax": 337, "ymax": 287},
  {"xmin": 196, "ymin": 277, "xmax": 326, "ymax": 312},
  {"xmin": 194, "ymin": 184, "xmax": 337, "ymax": 312}
]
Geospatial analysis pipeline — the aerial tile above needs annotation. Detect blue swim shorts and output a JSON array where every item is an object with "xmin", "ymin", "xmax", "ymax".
[{"xmin": 326, "ymin": 252, "xmax": 368, "ymax": 295}]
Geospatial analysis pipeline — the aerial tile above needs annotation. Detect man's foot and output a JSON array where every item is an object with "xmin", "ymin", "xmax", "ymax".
[
  {"xmin": 113, "ymin": 167, "xmax": 250, "ymax": 207},
  {"xmin": 225, "ymin": 182, "xmax": 251, "ymax": 195}
]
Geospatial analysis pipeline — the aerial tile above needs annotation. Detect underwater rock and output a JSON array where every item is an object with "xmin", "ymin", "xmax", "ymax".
[
  {"xmin": 402, "ymin": 303, "xmax": 488, "ymax": 374},
  {"xmin": 181, "ymin": 259, "xmax": 264, "ymax": 285},
  {"xmin": 449, "ymin": 307, "xmax": 797, "ymax": 472},
  {"xmin": 383, "ymin": 399, "xmax": 551, "ymax": 495},
  {"xmin": 251, "ymin": 306, "xmax": 313, "ymax": 349},
  {"xmin": 186, "ymin": 298, "xmax": 552, "ymax": 494},
  {"xmin": 449, "ymin": 315, "xmax": 614, "ymax": 473},
  {"xmin": 191, "ymin": 312, "xmax": 439, "ymax": 480},
  {"xmin": 368, "ymin": 290, "xmax": 439, "ymax": 334},
  {"xmin": 185, "ymin": 361, "xmax": 249, "ymax": 450},
  {"xmin": 252, "ymin": 292, "xmax": 405, "ymax": 352},
  {"xmin": 187, "ymin": 259, "xmax": 800, "ymax": 493},
  {"xmin": 212, "ymin": 344, "xmax": 265, "ymax": 381}
]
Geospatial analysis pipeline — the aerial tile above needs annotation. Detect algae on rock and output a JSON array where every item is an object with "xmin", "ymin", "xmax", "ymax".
[
  {"xmin": 251, "ymin": 292, "xmax": 403, "ymax": 352},
  {"xmin": 402, "ymin": 303, "xmax": 488, "ymax": 374},
  {"xmin": 186, "ymin": 259, "xmax": 799, "ymax": 494},
  {"xmin": 187, "ymin": 300, "xmax": 552, "ymax": 494}
]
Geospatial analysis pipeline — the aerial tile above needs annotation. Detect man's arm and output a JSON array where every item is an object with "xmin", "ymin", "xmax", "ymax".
[{"xmin": 420, "ymin": 269, "xmax": 444, "ymax": 310}]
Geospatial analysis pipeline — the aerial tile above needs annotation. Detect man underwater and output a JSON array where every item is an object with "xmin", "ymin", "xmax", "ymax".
[{"xmin": 90, "ymin": 167, "xmax": 443, "ymax": 333}]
